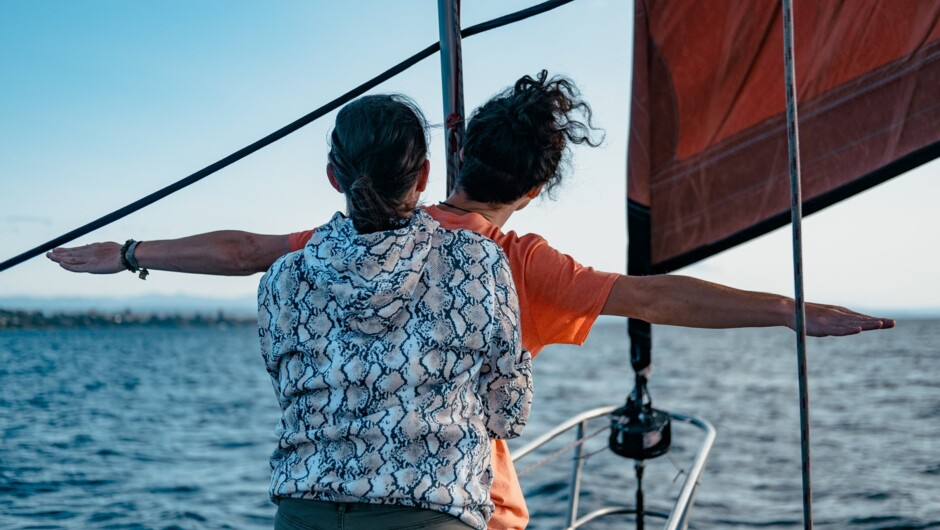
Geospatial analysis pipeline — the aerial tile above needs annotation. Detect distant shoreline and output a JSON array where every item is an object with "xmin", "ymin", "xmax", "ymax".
[
  {"xmin": 0, "ymin": 309, "xmax": 256, "ymax": 330},
  {"xmin": 3, "ymin": 309, "xmax": 936, "ymax": 331}
]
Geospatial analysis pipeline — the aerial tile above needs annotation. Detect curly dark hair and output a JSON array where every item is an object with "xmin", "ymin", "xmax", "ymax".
[
  {"xmin": 328, "ymin": 94, "xmax": 429, "ymax": 233},
  {"xmin": 457, "ymin": 70, "xmax": 603, "ymax": 204}
]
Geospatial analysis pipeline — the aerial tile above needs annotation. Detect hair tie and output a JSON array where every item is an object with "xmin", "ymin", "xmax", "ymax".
[
  {"xmin": 350, "ymin": 174, "xmax": 371, "ymax": 187},
  {"xmin": 462, "ymin": 154, "xmax": 519, "ymax": 183}
]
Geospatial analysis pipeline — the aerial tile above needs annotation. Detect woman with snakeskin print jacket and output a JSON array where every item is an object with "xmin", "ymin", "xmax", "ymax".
[{"xmin": 257, "ymin": 94, "xmax": 533, "ymax": 530}]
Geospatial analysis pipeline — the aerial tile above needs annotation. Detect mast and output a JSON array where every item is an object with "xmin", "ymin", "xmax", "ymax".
[
  {"xmin": 621, "ymin": 4, "xmax": 664, "ymax": 528},
  {"xmin": 437, "ymin": 0, "xmax": 465, "ymax": 194}
]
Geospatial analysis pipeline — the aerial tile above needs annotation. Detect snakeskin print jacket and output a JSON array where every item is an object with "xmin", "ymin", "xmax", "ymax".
[{"xmin": 258, "ymin": 209, "xmax": 533, "ymax": 529}]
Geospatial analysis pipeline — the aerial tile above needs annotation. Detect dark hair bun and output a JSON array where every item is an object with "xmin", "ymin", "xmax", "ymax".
[
  {"xmin": 328, "ymin": 94, "xmax": 429, "ymax": 233},
  {"xmin": 459, "ymin": 70, "xmax": 603, "ymax": 204}
]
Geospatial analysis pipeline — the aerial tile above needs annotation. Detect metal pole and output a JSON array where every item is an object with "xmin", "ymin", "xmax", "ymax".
[
  {"xmin": 635, "ymin": 460, "xmax": 645, "ymax": 530},
  {"xmin": 437, "ymin": 0, "xmax": 465, "ymax": 194},
  {"xmin": 780, "ymin": 0, "xmax": 812, "ymax": 528},
  {"xmin": 565, "ymin": 421, "xmax": 586, "ymax": 527}
]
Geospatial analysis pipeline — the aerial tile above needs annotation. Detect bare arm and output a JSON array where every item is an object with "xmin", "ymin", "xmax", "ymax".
[
  {"xmin": 601, "ymin": 274, "xmax": 895, "ymax": 337},
  {"xmin": 46, "ymin": 231, "xmax": 292, "ymax": 276}
]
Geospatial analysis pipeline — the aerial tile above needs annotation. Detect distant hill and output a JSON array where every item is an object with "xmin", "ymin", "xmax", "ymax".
[{"xmin": 0, "ymin": 295, "xmax": 256, "ymax": 317}]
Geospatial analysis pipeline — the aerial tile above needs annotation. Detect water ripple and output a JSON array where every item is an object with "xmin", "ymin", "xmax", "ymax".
[{"xmin": 2, "ymin": 321, "xmax": 938, "ymax": 529}]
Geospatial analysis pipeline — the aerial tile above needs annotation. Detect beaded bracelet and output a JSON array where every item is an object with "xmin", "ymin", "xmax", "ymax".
[
  {"xmin": 120, "ymin": 239, "xmax": 150, "ymax": 280},
  {"xmin": 119, "ymin": 240, "xmax": 134, "ymax": 272}
]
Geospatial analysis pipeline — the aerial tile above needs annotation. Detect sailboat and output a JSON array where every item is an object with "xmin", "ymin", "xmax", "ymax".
[
  {"xmin": 514, "ymin": 1, "xmax": 940, "ymax": 528},
  {"xmin": 1, "ymin": 0, "xmax": 938, "ymax": 528}
]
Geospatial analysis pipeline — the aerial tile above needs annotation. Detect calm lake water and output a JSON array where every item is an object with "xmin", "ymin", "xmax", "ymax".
[{"xmin": 1, "ymin": 319, "xmax": 938, "ymax": 529}]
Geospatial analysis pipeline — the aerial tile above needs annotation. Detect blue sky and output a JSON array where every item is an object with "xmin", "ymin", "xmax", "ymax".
[{"xmin": 1, "ymin": 0, "xmax": 938, "ymax": 313}]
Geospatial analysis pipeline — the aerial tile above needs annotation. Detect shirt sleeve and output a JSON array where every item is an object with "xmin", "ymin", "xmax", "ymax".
[
  {"xmin": 523, "ymin": 238, "xmax": 619, "ymax": 347},
  {"xmin": 479, "ymin": 251, "xmax": 533, "ymax": 440},
  {"xmin": 287, "ymin": 229, "xmax": 315, "ymax": 252}
]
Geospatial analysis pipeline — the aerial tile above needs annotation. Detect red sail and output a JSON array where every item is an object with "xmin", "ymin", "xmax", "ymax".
[{"xmin": 628, "ymin": 0, "xmax": 940, "ymax": 273}]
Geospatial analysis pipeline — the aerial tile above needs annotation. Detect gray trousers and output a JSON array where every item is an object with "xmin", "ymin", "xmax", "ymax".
[{"xmin": 275, "ymin": 498, "xmax": 474, "ymax": 530}]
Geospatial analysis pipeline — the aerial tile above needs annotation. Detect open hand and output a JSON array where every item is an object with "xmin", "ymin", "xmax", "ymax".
[
  {"xmin": 802, "ymin": 302, "xmax": 895, "ymax": 337},
  {"xmin": 46, "ymin": 242, "xmax": 123, "ymax": 274}
]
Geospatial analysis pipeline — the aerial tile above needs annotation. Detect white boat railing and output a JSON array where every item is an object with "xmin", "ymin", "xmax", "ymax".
[{"xmin": 511, "ymin": 406, "xmax": 717, "ymax": 530}]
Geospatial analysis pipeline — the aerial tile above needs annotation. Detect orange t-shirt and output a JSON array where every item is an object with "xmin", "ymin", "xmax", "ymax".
[{"xmin": 287, "ymin": 205, "xmax": 619, "ymax": 530}]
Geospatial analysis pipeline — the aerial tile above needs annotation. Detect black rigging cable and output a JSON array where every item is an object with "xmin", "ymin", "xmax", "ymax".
[
  {"xmin": 780, "ymin": 0, "xmax": 813, "ymax": 527},
  {"xmin": 0, "ymin": 0, "xmax": 576, "ymax": 274}
]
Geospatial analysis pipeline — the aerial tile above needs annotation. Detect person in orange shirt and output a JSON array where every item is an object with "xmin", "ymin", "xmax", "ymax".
[{"xmin": 47, "ymin": 70, "xmax": 894, "ymax": 530}]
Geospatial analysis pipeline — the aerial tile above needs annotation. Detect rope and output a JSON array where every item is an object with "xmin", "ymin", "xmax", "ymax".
[
  {"xmin": 0, "ymin": 0, "xmax": 577, "ymax": 274},
  {"xmin": 666, "ymin": 452, "xmax": 687, "ymax": 484},
  {"xmin": 780, "ymin": 0, "xmax": 813, "ymax": 528},
  {"xmin": 516, "ymin": 424, "xmax": 608, "ymax": 479}
]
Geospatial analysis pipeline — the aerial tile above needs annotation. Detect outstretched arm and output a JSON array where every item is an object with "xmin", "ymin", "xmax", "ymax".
[
  {"xmin": 601, "ymin": 274, "xmax": 895, "ymax": 337},
  {"xmin": 46, "ymin": 231, "xmax": 292, "ymax": 276}
]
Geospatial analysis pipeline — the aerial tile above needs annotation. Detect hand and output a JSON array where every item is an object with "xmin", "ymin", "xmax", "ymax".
[
  {"xmin": 46, "ymin": 242, "xmax": 124, "ymax": 274},
  {"xmin": 802, "ymin": 302, "xmax": 895, "ymax": 337}
]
